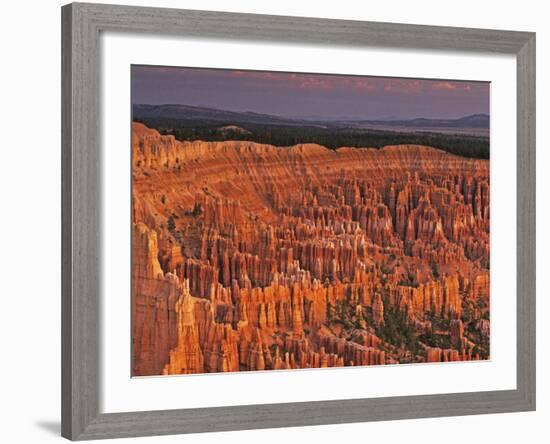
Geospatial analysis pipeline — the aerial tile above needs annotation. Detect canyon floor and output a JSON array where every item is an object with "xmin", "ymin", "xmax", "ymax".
[{"xmin": 131, "ymin": 122, "xmax": 490, "ymax": 376}]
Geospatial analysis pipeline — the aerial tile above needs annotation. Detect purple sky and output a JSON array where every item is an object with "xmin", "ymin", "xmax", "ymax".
[{"xmin": 131, "ymin": 65, "xmax": 489, "ymax": 121}]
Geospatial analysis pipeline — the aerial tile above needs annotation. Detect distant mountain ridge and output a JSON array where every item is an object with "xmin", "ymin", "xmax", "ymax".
[
  {"xmin": 133, "ymin": 103, "xmax": 310, "ymax": 127},
  {"xmin": 133, "ymin": 103, "xmax": 489, "ymax": 130},
  {"xmin": 348, "ymin": 113, "xmax": 489, "ymax": 129}
]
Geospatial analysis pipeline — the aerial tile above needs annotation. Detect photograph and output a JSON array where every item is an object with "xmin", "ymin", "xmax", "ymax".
[
  {"xmin": 131, "ymin": 65, "xmax": 490, "ymax": 377},
  {"xmin": 0, "ymin": 1, "xmax": 541, "ymax": 442}
]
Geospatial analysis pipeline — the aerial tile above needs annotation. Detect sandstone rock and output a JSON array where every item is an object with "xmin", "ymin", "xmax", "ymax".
[
  {"xmin": 163, "ymin": 281, "xmax": 204, "ymax": 374},
  {"xmin": 131, "ymin": 123, "xmax": 491, "ymax": 375}
]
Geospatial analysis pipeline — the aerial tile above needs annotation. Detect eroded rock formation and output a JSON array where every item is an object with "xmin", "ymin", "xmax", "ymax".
[{"xmin": 131, "ymin": 122, "xmax": 490, "ymax": 375}]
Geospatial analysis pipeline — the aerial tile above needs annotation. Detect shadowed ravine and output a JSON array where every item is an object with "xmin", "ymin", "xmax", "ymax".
[{"xmin": 131, "ymin": 122, "xmax": 490, "ymax": 377}]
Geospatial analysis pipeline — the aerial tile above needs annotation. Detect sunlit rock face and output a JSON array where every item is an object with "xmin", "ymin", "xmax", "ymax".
[{"xmin": 131, "ymin": 122, "xmax": 490, "ymax": 376}]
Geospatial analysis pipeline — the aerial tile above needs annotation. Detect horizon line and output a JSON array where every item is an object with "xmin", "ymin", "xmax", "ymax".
[{"xmin": 132, "ymin": 102, "xmax": 489, "ymax": 122}]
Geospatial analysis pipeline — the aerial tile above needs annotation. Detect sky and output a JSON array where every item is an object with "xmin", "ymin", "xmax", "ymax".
[{"xmin": 131, "ymin": 65, "xmax": 489, "ymax": 121}]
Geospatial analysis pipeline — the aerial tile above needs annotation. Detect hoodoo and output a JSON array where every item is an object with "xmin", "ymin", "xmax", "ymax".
[{"xmin": 132, "ymin": 123, "xmax": 490, "ymax": 375}]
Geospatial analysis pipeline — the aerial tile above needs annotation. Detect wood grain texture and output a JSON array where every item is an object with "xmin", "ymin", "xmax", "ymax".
[
  {"xmin": 516, "ymin": 34, "xmax": 536, "ymax": 409},
  {"xmin": 61, "ymin": 4, "xmax": 73, "ymax": 438},
  {"xmin": 76, "ymin": 389, "xmax": 532, "ymax": 440},
  {"xmin": 61, "ymin": 2, "xmax": 536, "ymax": 440},
  {"xmin": 75, "ymin": 2, "xmax": 532, "ymax": 53},
  {"xmin": 62, "ymin": 3, "xmax": 101, "ymax": 439}
]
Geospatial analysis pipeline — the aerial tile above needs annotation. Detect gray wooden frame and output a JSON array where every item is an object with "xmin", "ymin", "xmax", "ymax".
[{"xmin": 61, "ymin": 2, "xmax": 536, "ymax": 440}]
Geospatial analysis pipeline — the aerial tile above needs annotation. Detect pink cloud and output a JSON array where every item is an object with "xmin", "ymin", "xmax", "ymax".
[
  {"xmin": 433, "ymin": 81, "xmax": 458, "ymax": 90},
  {"xmin": 341, "ymin": 78, "xmax": 377, "ymax": 91},
  {"xmin": 221, "ymin": 70, "xmax": 486, "ymax": 96},
  {"xmin": 381, "ymin": 79, "xmax": 423, "ymax": 93},
  {"xmin": 141, "ymin": 66, "xmax": 487, "ymax": 98}
]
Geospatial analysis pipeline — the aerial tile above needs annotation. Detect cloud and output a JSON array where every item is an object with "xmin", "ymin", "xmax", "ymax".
[
  {"xmin": 132, "ymin": 65, "xmax": 490, "ymax": 118},
  {"xmin": 135, "ymin": 66, "xmax": 487, "ymax": 98},
  {"xmin": 225, "ymin": 71, "xmax": 427, "ymax": 93},
  {"xmin": 382, "ymin": 79, "xmax": 423, "ymax": 93},
  {"xmin": 433, "ymin": 81, "xmax": 458, "ymax": 90},
  {"xmin": 341, "ymin": 78, "xmax": 377, "ymax": 91}
]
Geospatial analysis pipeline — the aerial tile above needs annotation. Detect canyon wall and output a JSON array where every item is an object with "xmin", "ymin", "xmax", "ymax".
[{"xmin": 131, "ymin": 122, "xmax": 490, "ymax": 376}]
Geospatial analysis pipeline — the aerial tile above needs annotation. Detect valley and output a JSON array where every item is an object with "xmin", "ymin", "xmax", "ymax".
[{"xmin": 131, "ymin": 122, "xmax": 490, "ymax": 376}]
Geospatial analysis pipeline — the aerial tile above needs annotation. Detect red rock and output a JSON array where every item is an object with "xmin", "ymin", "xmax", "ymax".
[
  {"xmin": 450, "ymin": 319, "xmax": 464, "ymax": 349},
  {"xmin": 131, "ymin": 123, "xmax": 491, "ymax": 375},
  {"xmin": 163, "ymin": 281, "xmax": 204, "ymax": 375}
]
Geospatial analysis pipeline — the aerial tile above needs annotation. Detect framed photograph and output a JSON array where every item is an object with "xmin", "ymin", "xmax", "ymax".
[{"xmin": 61, "ymin": 2, "xmax": 535, "ymax": 440}]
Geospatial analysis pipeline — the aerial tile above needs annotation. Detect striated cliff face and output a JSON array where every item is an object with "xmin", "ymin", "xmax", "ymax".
[{"xmin": 132, "ymin": 122, "xmax": 490, "ymax": 376}]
